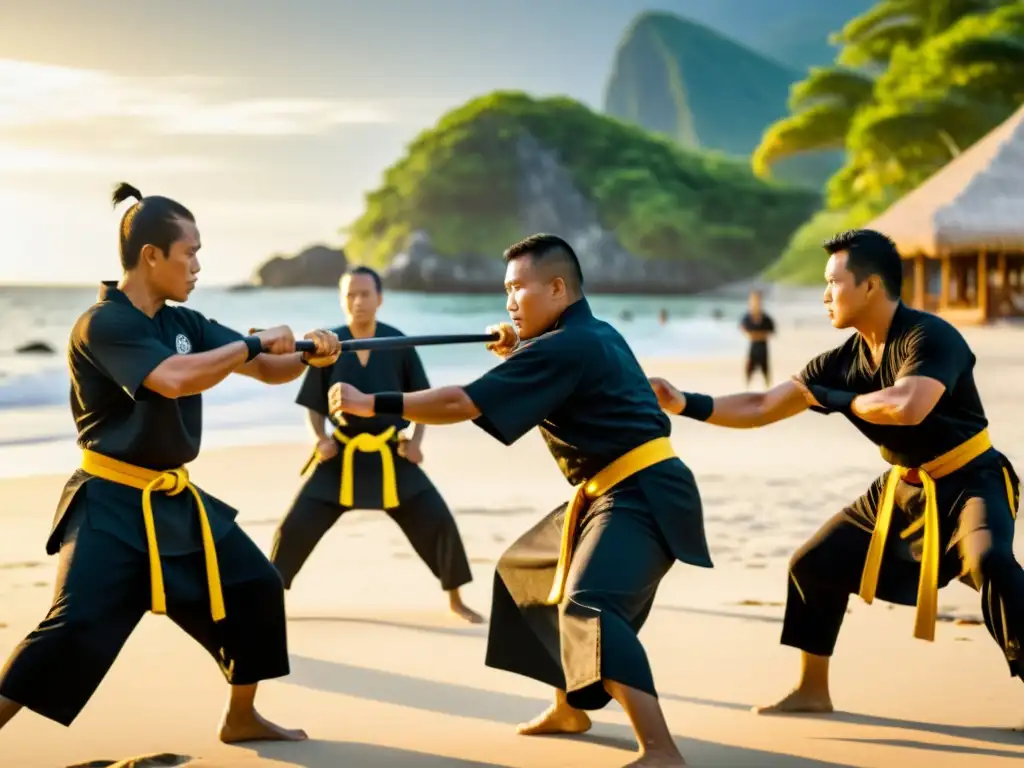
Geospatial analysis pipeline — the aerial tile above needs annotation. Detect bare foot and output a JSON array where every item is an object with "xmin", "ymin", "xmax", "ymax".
[
  {"xmin": 753, "ymin": 689, "xmax": 834, "ymax": 715},
  {"xmin": 622, "ymin": 752, "xmax": 687, "ymax": 767},
  {"xmin": 449, "ymin": 602, "xmax": 486, "ymax": 624},
  {"xmin": 516, "ymin": 704, "xmax": 592, "ymax": 736},
  {"xmin": 218, "ymin": 709, "xmax": 308, "ymax": 743}
]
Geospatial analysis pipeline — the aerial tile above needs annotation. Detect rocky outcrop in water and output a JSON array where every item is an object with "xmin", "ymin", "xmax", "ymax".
[{"xmin": 251, "ymin": 244, "xmax": 348, "ymax": 288}]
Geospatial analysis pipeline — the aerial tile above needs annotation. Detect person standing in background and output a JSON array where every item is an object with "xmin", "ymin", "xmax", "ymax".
[{"xmin": 740, "ymin": 289, "xmax": 775, "ymax": 387}]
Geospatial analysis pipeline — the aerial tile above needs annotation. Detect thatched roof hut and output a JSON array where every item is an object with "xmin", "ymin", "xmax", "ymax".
[{"xmin": 867, "ymin": 103, "xmax": 1024, "ymax": 323}]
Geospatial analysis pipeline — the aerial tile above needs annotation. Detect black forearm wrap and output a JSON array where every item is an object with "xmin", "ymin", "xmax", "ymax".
[
  {"xmin": 242, "ymin": 336, "xmax": 262, "ymax": 362},
  {"xmin": 808, "ymin": 385, "xmax": 856, "ymax": 414},
  {"xmin": 680, "ymin": 392, "xmax": 714, "ymax": 422},
  {"xmin": 374, "ymin": 391, "xmax": 404, "ymax": 416}
]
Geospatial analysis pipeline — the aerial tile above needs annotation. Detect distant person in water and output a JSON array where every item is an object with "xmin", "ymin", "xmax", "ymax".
[
  {"xmin": 658, "ymin": 309, "xmax": 668, "ymax": 326},
  {"xmin": 739, "ymin": 290, "xmax": 775, "ymax": 387}
]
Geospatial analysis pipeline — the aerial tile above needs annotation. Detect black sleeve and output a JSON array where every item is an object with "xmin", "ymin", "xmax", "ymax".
[
  {"xmin": 402, "ymin": 348, "xmax": 431, "ymax": 392},
  {"xmin": 295, "ymin": 364, "xmax": 331, "ymax": 415},
  {"xmin": 765, "ymin": 315, "xmax": 776, "ymax": 333},
  {"xmin": 77, "ymin": 307, "xmax": 175, "ymax": 399},
  {"xmin": 194, "ymin": 313, "xmax": 246, "ymax": 351},
  {"xmin": 462, "ymin": 336, "xmax": 582, "ymax": 446},
  {"xmin": 739, "ymin": 313, "xmax": 751, "ymax": 331},
  {"xmin": 895, "ymin": 321, "xmax": 971, "ymax": 391},
  {"xmin": 798, "ymin": 345, "xmax": 845, "ymax": 389}
]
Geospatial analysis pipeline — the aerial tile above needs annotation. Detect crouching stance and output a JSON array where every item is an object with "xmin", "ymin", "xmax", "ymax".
[{"xmin": 0, "ymin": 184, "xmax": 341, "ymax": 741}]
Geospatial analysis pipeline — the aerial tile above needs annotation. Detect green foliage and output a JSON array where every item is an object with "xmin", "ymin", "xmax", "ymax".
[
  {"xmin": 753, "ymin": 0, "xmax": 1009, "ymax": 183},
  {"xmin": 833, "ymin": 3, "xmax": 1024, "ymax": 217},
  {"xmin": 759, "ymin": 0, "xmax": 1022, "ymax": 280},
  {"xmin": 344, "ymin": 92, "xmax": 819, "ymax": 278}
]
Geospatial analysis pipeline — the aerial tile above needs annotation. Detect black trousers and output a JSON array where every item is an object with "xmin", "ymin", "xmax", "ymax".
[
  {"xmin": 270, "ymin": 485, "xmax": 473, "ymax": 592},
  {"xmin": 745, "ymin": 342, "xmax": 769, "ymax": 380},
  {"xmin": 782, "ymin": 458, "xmax": 1024, "ymax": 676},
  {"xmin": 0, "ymin": 506, "xmax": 290, "ymax": 727},
  {"xmin": 486, "ymin": 497, "xmax": 675, "ymax": 711}
]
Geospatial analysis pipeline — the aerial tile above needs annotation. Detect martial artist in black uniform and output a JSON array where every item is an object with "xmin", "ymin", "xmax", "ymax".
[
  {"xmin": 329, "ymin": 235, "xmax": 710, "ymax": 767},
  {"xmin": 0, "ymin": 183, "xmax": 341, "ymax": 742},
  {"xmin": 270, "ymin": 266, "xmax": 481, "ymax": 623},
  {"xmin": 651, "ymin": 229, "xmax": 1023, "ymax": 718},
  {"xmin": 739, "ymin": 289, "xmax": 775, "ymax": 387}
]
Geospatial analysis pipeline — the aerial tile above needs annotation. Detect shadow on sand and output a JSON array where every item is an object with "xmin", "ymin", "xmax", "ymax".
[{"xmin": 263, "ymin": 655, "xmax": 855, "ymax": 766}]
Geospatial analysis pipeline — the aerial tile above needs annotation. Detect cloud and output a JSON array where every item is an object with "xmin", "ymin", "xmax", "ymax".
[
  {"xmin": 0, "ymin": 59, "xmax": 396, "ymax": 137},
  {"xmin": 0, "ymin": 143, "xmax": 221, "ymax": 174}
]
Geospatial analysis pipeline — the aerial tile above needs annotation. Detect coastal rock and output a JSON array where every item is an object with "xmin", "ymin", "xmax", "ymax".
[
  {"xmin": 252, "ymin": 244, "xmax": 348, "ymax": 288},
  {"xmin": 381, "ymin": 134, "xmax": 729, "ymax": 295},
  {"xmin": 15, "ymin": 341, "xmax": 56, "ymax": 355}
]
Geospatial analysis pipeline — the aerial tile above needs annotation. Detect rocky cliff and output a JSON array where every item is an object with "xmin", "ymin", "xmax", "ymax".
[{"xmin": 345, "ymin": 92, "xmax": 820, "ymax": 295}]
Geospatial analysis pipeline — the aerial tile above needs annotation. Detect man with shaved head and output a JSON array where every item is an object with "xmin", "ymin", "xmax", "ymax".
[{"xmin": 329, "ymin": 233, "xmax": 708, "ymax": 766}]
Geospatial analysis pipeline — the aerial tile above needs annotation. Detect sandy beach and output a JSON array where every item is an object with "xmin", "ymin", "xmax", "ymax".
[{"xmin": 1, "ymin": 322, "xmax": 1023, "ymax": 767}]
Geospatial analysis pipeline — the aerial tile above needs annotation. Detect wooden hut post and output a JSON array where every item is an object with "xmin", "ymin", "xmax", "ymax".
[
  {"xmin": 977, "ymin": 250, "xmax": 989, "ymax": 321},
  {"xmin": 913, "ymin": 254, "xmax": 926, "ymax": 308},
  {"xmin": 939, "ymin": 252, "xmax": 951, "ymax": 311}
]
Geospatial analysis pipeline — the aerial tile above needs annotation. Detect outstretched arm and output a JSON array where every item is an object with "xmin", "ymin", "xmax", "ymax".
[
  {"xmin": 649, "ymin": 377, "xmax": 808, "ymax": 428},
  {"xmin": 330, "ymin": 332, "xmax": 580, "ymax": 444}
]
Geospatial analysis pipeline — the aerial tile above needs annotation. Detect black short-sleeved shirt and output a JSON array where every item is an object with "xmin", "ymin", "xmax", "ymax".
[
  {"xmin": 462, "ymin": 298, "xmax": 712, "ymax": 568},
  {"xmin": 799, "ymin": 302, "xmax": 987, "ymax": 468},
  {"xmin": 49, "ymin": 281, "xmax": 247, "ymax": 556},
  {"xmin": 294, "ymin": 322, "xmax": 435, "ymax": 508},
  {"xmin": 740, "ymin": 312, "xmax": 775, "ymax": 352}
]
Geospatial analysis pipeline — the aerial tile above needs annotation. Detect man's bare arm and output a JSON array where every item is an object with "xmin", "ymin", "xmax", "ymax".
[
  {"xmin": 649, "ymin": 377, "xmax": 808, "ymax": 428},
  {"xmin": 236, "ymin": 354, "xmax": 309, "ymax": 385},
  {"xmin": 144, "ymin": 342, "xmax": 249, "ymax": 399},
  {"xmin": 849, "ymin": 376, "xmax": 945, "ymax": 426},
  {"xmin": 330, "ymin": 384, "xmax": 481, "ymax": 426},
  {"xmin": 306, "ymin": 408, "xmax": 330, "ymax": 440}
]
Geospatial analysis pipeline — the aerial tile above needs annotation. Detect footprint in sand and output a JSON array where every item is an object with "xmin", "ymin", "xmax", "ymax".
[{"xmin": 0, "ymin": 561, "xmax": 42, "ymax": 570}]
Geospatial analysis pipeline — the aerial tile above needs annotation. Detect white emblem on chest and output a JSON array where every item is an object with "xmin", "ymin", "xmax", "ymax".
[{"xmin": 175, "ymin": 333, "xmax": 192, "ymax": 354}]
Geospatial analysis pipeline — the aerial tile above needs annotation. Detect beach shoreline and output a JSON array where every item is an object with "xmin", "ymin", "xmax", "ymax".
[{"xmin": 0, "ymin": 326, "xmax": 1022, "ymax": 766}]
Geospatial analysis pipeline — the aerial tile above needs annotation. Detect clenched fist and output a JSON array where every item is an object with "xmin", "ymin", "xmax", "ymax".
[
  {"xmin": 648, "ymin": 377, "xmax": 686, "ymax": 415},
  {"xmin": 302, "ymin": 328, "xmax": 341, "ymax": 367},
  {"xmin": 328, "ymin": 381, "xmax": 374, "ymax": 419},
  {"xmin": 252, "ymin": 325, "xmax": 297, "ymax": 355},
  {"xmin": 485, "ymin": 323, "xmax": 518, "ymax": 359}
]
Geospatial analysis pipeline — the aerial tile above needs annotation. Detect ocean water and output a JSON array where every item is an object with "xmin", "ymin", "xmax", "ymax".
[{"xmin": 0, "ymin": 284, "xmax": 819, "ymax": 478}]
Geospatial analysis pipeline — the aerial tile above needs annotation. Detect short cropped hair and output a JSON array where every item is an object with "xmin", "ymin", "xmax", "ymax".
[
  {"xmin": 503, "ymin": 233, "xmax": 584, "ymax": 296},
  {"xmin": 823, "ymin": 229, "xmax": 903, "ymax": 300},
  {"xmin": 342, "ymin": 265, "xmax": 382, "ymax": 293}
]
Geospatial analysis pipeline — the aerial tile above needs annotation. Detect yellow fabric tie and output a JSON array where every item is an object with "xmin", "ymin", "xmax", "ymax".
[
  {"xmin": 545, "ymin": 436, "xmax": 677, "ymax": 606},
  {"xmin": 80, "ymin": 449, "xmax": 225, "ymax": 622},
  {"xmin": 301, "ymin": 426, "xmax": 399, "ymax": 509},
  {"xmin": 859, "ymin": 429, "xmax": 1016, "ymax": 641}
]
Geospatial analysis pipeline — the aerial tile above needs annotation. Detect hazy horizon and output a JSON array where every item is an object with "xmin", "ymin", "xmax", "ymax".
[{"xmin": 0, "ymin": 0, "xmax": 828, "ymax": 286}]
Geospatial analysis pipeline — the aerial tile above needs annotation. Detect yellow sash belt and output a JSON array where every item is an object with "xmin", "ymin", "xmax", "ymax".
[
  {"xmin": 80, "ymin": 449, "xmax": 225, "ymax": 622},
  {"xmin": 545, "ymin": 436, "xmax": 677, "ymax": 606},
  {"xmin": 859, "ymin": 428, "xmax": 1016, "ymax": 641},
  {"xmin": 301, "ymin": 427, "xmax": 399, "ymax": 509}
]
